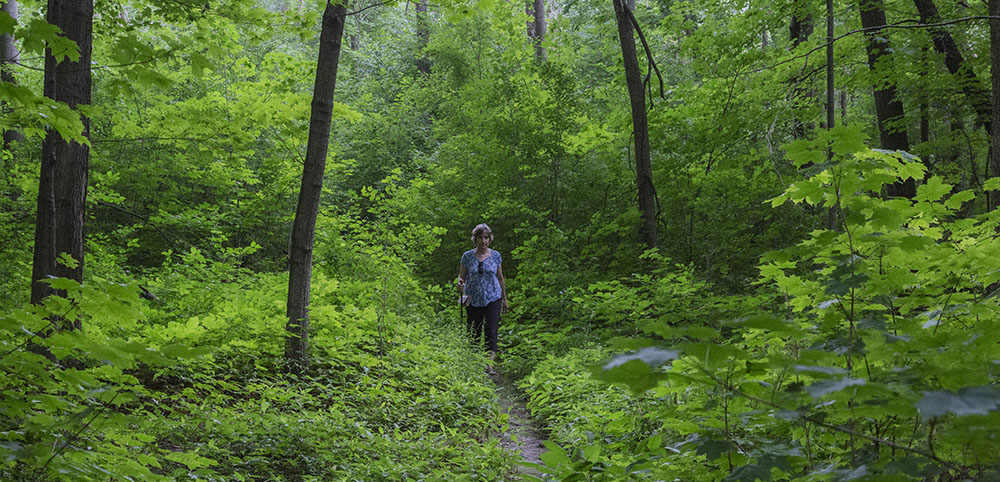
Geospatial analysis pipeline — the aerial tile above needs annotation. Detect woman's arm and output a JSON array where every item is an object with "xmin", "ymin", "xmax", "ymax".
[
  {"xmin": 457, "ymin": 263, "xmax": 467, "ymax": 293},
  {"xmin": 496, "ymin": 263, "xmax": 508, "ymax": 313}
]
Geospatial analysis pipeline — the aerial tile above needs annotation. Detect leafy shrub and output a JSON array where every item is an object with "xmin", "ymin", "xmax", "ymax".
[
  {"xmin": 575, "ymin": 126, "xmax": 1000, "ymax": 480},
  {"xmin": 1, "ymin": 203, "xmax": 517, "ymax": 481}
]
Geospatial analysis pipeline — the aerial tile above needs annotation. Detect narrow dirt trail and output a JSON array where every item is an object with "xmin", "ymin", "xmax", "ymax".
[{"xmin": 492, "ymin": 371, "xmax": 547, "ymax": 479}]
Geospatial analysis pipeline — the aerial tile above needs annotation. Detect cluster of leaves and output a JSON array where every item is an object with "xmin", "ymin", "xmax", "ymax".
[{"xmin": 515, "ymin": 126, "xmax": 1000, "ymax": 480}]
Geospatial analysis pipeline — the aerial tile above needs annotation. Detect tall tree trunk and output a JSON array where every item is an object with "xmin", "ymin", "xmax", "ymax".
[
  {"xmin": 1, "ymin": 0, "xmax": 23, "ymax": 151},
  {"xmin": 286, "ymin": 0, "xmax": 348, "ymax": 373},
  {"xmin": 913, "ymin": 0, "xmax": 991, "ymax": 134},
  {"xmin": 825, "ymin": 0, "xmax": 838, "ymax": 229},
  {"xmin": 416, "ymin": 0, "xmax": 430, "ymax": 75},
  {"xmin": 526, "ymin": 0, "xmax": 546, "ymax": 59},
  {"xmin": 31, "ymin": 0, "xmax": 93, "ymax": 323},
  {"xmin": 789, "ymin": 0, "xmax": 814, "ymax": 139},
  {"xmin": 613, "ymin": 0, "xmax": 657, "ymax": 250},
  {"xmin": 990, "ymin": 0, "xmax": 1000, "ymax": 211},
  {"xmin": 858, "ymin": 0, "xmax": 915, "ymax": 198}
]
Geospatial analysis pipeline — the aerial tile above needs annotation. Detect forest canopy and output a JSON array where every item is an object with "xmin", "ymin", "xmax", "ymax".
[{"xmin": 2, "ymin": 0, "xmax": 1000, "ymax": 480}]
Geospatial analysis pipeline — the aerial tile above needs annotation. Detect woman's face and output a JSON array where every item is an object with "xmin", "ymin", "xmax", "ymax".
[{"xmin": 475, "ymin": 232, "xmax": 491, "ymax": 249}]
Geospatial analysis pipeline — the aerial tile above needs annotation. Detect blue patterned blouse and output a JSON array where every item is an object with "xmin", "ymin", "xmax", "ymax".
[{"xmin": 462, "ymin": 249, "xmax": 503, "ymax": 307}]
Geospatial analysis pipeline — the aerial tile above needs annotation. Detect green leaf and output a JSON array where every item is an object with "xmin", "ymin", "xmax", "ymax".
[
  {"xmin": 916, "ymin": 177, "xmax": 951, "ymax": 203},
  {"xmin": 45, "ymin": 276, "xmax": 80, "ymax": 291},
  {"xmin": 727, "ymin": 456, "xmax": 790, "ymax": 482},
  {"xmin": 190, "ymin": 52, "xmax": 214, "ymax": 78},
  {"xmin": 825, "ymin": 261, "xmax": 868, "ymax": 296},
  {"xmin": 695, "ymin": 439, "xmax": 731, "ymax": 460},
  {"xmin": 805, "ymin": 377, "xmax": 865, "ymax": 397},
  {"xmin": 19, "ymin": 18, "xmax": 79, "ymax": 62},
  {"xmin": 539, "ymin": 441, "xmax": 572, "ymax": 468},
  {"xmin": 833, "ymin": 465, "xmax": 870, "ymax": 481},
  {"xmin": 56, "ymin": 252, "xmax": 80, "ymax": 269},
  {"xmin": 603, "ymin": 347, "xmax": 679, "ymax": 370},
  {"xmin": 728, "ymin": 314, "xmax": 798, "ymax": 333},
  {"xmin": 0, "ymin": 12, "xmax": 15, "ymax": 34},
  {"xmin": 944, "ymin": 189, "xmax": 975, "ymax": 210},
  {"xmin": 647, "ymin": 434, "xmax": 662, "ymax": 451},
  {"xmin": 794, "ymin": 365, "xmax": 847, "ymax": 376},
  {"xmin": 916, "ymin": 386, "xmax": 1000, "ymax": 419},
  {"xmin": 161, "ymin": 343, "xmax": 215, "ymax": 360},
  {"xmin": 596, "ymin": 358, "xmax": 669, "ymax": 394},
  {"xmin": 164, "ymin": 451, "xmax": 216, "ymax": 470}
]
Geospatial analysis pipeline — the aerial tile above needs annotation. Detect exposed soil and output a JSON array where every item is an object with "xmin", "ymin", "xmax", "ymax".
[{"xmin": 491, "ymin": 370, "xmax": 547, "ymax": 479}]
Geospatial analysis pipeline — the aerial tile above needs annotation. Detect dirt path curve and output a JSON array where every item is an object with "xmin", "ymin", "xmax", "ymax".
[{"xmin": 491, "ymin": 371, "xmax": 547, "ymax": 479}]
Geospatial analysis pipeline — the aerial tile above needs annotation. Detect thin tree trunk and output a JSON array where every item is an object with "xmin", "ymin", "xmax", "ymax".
[
  {"xmin": 826, "ymin": 0, "xmax": 837, "ymax": 229},
  {"xmin": 416, "ymin": 0, "xmax": 430, "ymax": 75},
  {"xmin": 286, "ymin": 0, "xmax": 348, "ymax": 372},
  {"xmin": 31, "ymin": 0, "xmax": 93, "ymax": 323},
  {"xmin": 613, "ymin": 0, "xmax": 657, "ymax": 250},
  {"xmin": 1, "ymin": 0, "xmax": 23, "ymax": 151},
  {"xmin": 990, "ymin": 0, "xmax": 1000, "ymax": 210},
  {"xmin": 858, "ymin": 0, "xmax": 915, "ymax": 198},
  {"xmin": 527, "ymin": 0, "xmax": 546, "ymax": 59}
]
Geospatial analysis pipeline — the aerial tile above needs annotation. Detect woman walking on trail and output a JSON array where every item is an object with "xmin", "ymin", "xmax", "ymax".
[{"xmin": 457, "ymin": 223, "xmax": 508, "ymax": 368}]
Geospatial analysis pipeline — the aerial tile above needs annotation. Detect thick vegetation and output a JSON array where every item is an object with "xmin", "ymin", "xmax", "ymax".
[{"xmin": 2, "ymin": 0, "xmax": 1000, "ymax": 480}]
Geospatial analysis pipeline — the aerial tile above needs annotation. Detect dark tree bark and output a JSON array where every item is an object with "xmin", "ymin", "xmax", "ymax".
[
  {"xmin": 31, "ymin": 0, "xmax": 92, "ymax": 322},
  {"xmin": 1, "ymin": 0, "xmax": 23, "ymax": 151},
  {"xmin": 613, "ymin": 0, "xmax": 657, "ymax": 249},
  {"xmin": 789, "ymin": 0, "xmax": 813, "ymax": 48},
  {"xmin": 913, "ymin": 0, "xmax": 990, "ymax": 133},
  {"xmin": 825, "ymin": 0, "xmax": 833, "ymax": 133},
  {"xmin": 991, "ymin": 0, "xmax": 1000, "ymax": 210},
  {"xmin": 526, "ymin": 0, "xmax": 546, "ymax": 59},
  {"xmin": 416, "ymin": 0, "xmax": 430, "ymax": 75},
  {"xmin": 789, "ymin": 0, "xmax": 814, "ymax": 139},
  {"xmin": 825, "ymin": 0, "xmax": 838, "ymax": 229},
  {"xmin": 858, "ymin": 0, "xmax": 915, "ymax": 198},
  {"xmin": 286, "ymin": 0, "xmax": 348, "ymax": 372}
]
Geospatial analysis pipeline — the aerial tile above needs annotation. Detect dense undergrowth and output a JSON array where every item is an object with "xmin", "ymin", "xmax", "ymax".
[
  {"xmin": 504, "ymin": 129, "xmax": 1000, "ymax": 481},
  {"xmin": 6, "ymin": 129, "xmax": 1000, "ymax": 482},
  {"xmin": 0, "ymin": 208, "xmax": 515, "ymax": 481}
]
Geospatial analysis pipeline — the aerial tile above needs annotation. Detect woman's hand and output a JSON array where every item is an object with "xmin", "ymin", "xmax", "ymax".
[
  {"xmin": 456, "ymin": 277, "xmax": 465, "ymax": 292},
  {"xmin": 501, "ymin": 298, "xmax": 509, "ymax": 314}
]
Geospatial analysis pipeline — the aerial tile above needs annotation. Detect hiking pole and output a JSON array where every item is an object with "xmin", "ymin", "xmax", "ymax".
[{"xmin": 457, "ymin": 278, "xmax": 465, "ymax": 333}]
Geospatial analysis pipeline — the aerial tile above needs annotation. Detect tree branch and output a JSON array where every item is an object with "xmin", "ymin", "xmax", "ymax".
[
  {"xmin": 744, "ymin": 16, "xmax": 1000, "ymax": 77},
  {"xmin": 621, "ymin": 2, "xmax": 665, "ymax": 109}
]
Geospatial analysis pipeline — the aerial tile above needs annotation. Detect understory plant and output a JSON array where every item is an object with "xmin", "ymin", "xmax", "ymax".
[
  {"xmin": 0, "ymin": 201, "xmax": 515, "ymax": 480},
  {"xmin": 525, "ymin": 125, "xmax": 1000, "ymax": 481}
]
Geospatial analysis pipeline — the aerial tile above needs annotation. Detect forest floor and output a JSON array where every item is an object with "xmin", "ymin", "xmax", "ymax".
[{"xmin": 492, "ymin": 370, "xmax": 547, "ymax": 479}]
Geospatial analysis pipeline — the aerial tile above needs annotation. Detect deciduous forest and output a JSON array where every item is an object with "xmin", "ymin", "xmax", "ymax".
[{"xmin": 2, "ymin": 0, "xmax": 1000, "ymax": 480}]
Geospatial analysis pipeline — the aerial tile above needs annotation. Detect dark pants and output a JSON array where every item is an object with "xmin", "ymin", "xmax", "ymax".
[{"xmin": 466, "ymin": 299, "xmax": 501, "ymax": 352}]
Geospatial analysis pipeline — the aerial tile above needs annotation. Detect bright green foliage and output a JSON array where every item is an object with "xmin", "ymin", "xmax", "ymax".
[
  {"xmin": 0, "ymin": 216, "xmax": 514, "ymax": 480},
  {"xmin": 0, "ymin": 278, "xmax": 200, "ymax": 481},
  {"xmin": 534, "ymin": 128, "xmax": 1000, "ymax": 480}
]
